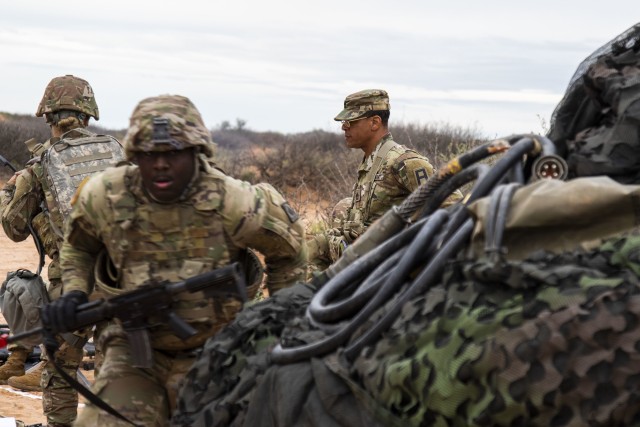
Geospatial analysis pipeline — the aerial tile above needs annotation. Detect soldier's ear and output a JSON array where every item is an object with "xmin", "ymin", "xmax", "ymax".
[{"xmin": 370, "ymin": 115, "xmax": 381, "ymax": 131}]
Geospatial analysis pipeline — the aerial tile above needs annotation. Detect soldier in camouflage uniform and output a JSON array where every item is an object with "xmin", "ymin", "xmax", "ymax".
[
  {"xmin": 42, "ymin": 94, "xmax": 307, "ymax": 426},
  {"xmin": 308, "ymin": 89, "xmax": 461, "ymax": 271},
  {"xmin": 0, "ymin": 75, "xmax": 101, "ymax": 427}
]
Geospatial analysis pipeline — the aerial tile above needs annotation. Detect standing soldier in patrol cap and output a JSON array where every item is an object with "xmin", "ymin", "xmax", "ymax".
[
  {"xmin": 308, "ymin": 89, "xmax": 460, "ymax": 271},
  {"xmin": 42, "ymin": 94, "xmax": 307, "ymax": 426},
  {"xmin": 0, "ymin": 74, "xmax": 103, "ymax": 427}
]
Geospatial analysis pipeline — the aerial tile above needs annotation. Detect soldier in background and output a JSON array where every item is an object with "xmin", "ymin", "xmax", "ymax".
[
  {"xmin": 0, "ymin": 75, "xmax": 102, "ymax": 427},
  {"xmin": 43, "ymin": 94, "xmax": 307, "ymax": 426},
  {"xmin": 308, "ymin": 89, "xmax": 461, "ymax": 272}
]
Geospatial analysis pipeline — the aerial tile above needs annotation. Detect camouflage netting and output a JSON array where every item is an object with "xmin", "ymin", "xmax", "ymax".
[
  {"xmin": 548, "ymin": 23, "xmax": 640, "ymax": 183},
  {"xmin": 174, "ymin": 234, "xmax": 640, "ymax": 426}
]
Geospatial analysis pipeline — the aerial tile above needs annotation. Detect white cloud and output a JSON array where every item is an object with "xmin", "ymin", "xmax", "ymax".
[{"xmin": 0, "ymin": 2, "xmax": 637, "ymax": 137}]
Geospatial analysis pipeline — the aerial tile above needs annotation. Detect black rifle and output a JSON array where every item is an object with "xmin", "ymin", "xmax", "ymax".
[
  {"xmin": 8, "ymin": 262, "xmax": 247, "ymax": 368},
  {"xmin": 0, "ymin": 154, "xmax": 17, "ymax": 173}
]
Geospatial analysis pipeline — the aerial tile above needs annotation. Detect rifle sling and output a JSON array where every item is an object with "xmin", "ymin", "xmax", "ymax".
[{"xmin": 45, "ymin": 347, "xmax": 142, "ymax": 427}]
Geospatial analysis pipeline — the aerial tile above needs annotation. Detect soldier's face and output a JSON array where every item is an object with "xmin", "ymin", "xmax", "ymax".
[
  {"xmin": 135, "ymin": 148, "xmax": 197, "ymax": 202},
  {"xmin": 342, "ymin": 117, "xmax": 372, "ymax": 150}
]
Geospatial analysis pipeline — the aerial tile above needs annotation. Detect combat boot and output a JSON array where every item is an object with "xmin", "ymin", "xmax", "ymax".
[
  {"xmin": 8, "ymin": 360, "xmax": 44, "ymax": 392},
  {"xmin": 0, "ymin": 346, "xmax": 29, "ymax": 384}
]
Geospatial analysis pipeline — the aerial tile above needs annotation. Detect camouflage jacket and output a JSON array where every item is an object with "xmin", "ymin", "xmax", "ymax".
[
  {"xmin": 1, "ymin": 139, "xmax": 61, "ymax": 282},
  {"xmin": 349, "ymin": 133, "xmax": 433, "ymax": 226},
  {"xmin": 316, "ymin": 134, "xmax": 436, "ymax": 263},
  {"xmin": 60, "ymin": 156, "xmax": 307, "ymax": 349}
]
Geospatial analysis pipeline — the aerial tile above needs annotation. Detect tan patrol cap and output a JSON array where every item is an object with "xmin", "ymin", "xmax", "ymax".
[{"xmin": 334, "ymin": 89, "xmax": 390, "ymax": 121}]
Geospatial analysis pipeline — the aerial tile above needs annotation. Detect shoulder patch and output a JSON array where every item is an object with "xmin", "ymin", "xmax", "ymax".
[
  {"xmin": 281, "ymin": 202, "xmax": 299, "ymax": 223},
  {"xmin": 415, "ymin": 168, "xmax": 429, "ymax": 186}
]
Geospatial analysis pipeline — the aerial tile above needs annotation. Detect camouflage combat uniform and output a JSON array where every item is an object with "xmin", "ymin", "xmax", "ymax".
[
  {"xmin": 0, "ymin": 75, "xmax": 101, "ymax": 427},
  {"xmin": 309, "ymin": 89, "xmax": 460, "ymax": 270},
  {"xmin": 316, "ymin": 133, "xmax": 435, "ymax": 264},
  {"xmin": 60, "ymin": 95, "xmax": 307, "ymax": 426}
]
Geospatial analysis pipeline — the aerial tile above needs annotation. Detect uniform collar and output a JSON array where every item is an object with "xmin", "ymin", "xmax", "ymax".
[{"xmin": 358, "ymin": 132, "xmax": 393, "ymax": 173}]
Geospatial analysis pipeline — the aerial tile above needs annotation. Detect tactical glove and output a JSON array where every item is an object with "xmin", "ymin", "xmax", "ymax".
[{"xmin": 41, "ymin": 290, "xmax": 88, "ymax": 334}]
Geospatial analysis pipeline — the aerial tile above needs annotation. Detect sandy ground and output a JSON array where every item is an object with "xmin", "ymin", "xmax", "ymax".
[{"xmin": 0, "ymin": 227, "xmax": 95, "ymax": 426}]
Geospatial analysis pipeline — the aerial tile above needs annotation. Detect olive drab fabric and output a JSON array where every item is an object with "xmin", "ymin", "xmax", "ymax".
[
  {"xmin": 36, "ymin": 74, "xmax": 99, "ymax": 121},
  {"xmin": 467, "ymin": 176, "xmax": 640, "ymax": 260}
]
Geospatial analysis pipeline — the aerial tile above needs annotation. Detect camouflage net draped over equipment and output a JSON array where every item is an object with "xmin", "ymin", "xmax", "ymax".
[
  {"xmin": 548, "ymin": 23, "xmax": 640, "ymax": 183},
  {"xmin": 174, "ymin": 234, "xmax": 640, "ymax": 426}
]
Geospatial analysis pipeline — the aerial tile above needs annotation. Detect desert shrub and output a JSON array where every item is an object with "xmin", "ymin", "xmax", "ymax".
[
  {"xmin": 0, "ymin": 113, "xmax": 127, "ymax": 172},
  {"xmin": 0, "ymin": 112, "xmax": 487, "ymax": 230},
  {"xmin": 213, "ymin": 122, "xmax": 486, "ymax": 232},
  {"xmin": 392, "ymin": 121, "xmax": 484, "ymax": 167},
  {"xmin": 0, "ymin": 114, "xmax": 49, "ymax": 169}
]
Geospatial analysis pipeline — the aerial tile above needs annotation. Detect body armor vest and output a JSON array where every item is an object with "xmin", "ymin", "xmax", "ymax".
[{"xmin": 95, "ymin": 166, "xmax": 242, "ymax": 350}]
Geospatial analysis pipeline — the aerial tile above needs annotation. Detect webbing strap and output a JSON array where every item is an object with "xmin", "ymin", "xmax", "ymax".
[
  {"xmin": 68, "ymin": 164, "xmax": 109, "ymax": 177},
  {"xmin": 361, "ymin": 138, "xmax": 398, "ymax": 220},
  {"xmin": 64, "ymin": 151, "xmax": 113, "ymax": 166}
]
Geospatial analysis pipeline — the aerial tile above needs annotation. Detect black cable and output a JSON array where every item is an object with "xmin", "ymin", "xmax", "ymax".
[
  {"xmin": 396, "ymin": 139, "xmax": 510, "ymax": 219},
  {"xmin": 344, "ymin": 219, "xmax": 475, "ymax": 360},
  {"xmin": 308, "ymin": 249, "xmax": 406, "ymax": 324},
  {"xmin": 271, "ymin": 210, "xmax": 450, "ymax": 364},
  {"xmin": 485, "ymin": 183, "xmax": 520, "ymax": 259},
  {"xmin": 274, "ymin": 137, "xmax": 542, "ymax": 365}
]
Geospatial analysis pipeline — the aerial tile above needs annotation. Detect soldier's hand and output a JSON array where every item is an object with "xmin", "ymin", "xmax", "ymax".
[
  {"xmin": 326, "ymin": 227, "xmax": 343, "ymax": 237},
  {"xmin": 41, "ymin": 290, "xmax": 88, "ymax": 334},
  {"xmin": 343, "ymin": 229, "xmax": 360, "ymax": 244}
]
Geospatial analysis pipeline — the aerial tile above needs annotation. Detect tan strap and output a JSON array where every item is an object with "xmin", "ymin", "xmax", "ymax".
[{"xmin": 362, "ymin": 138, "xmax": 398, "ymax": 220}]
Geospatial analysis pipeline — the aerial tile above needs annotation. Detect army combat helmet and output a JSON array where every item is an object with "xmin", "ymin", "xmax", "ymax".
[
  {"xmin": 122, "ymin": 94, "xmax": 214, "ymax": 160},
  {"xmin": 36, "ymin": 74, "xmax": 99, "ymax": 122}
]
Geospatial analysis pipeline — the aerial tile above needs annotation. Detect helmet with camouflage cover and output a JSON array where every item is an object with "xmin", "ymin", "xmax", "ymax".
[
  {"xmin": 122, "ymin": 94, "xmax": 214, "ymax": 160},
  {"xmin": 36, "ymin": 74, "xmax": 99, "ymax": 121}
]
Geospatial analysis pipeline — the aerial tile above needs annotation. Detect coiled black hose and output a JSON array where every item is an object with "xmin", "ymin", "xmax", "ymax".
[{"xmin": 270, "ymin": 210, "xmax": 450, "ymax": 364}]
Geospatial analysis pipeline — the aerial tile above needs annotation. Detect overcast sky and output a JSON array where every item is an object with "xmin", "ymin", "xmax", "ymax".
[{"xmin": 1, "ymin": 2, "xmax": 638, "ymax": 139}]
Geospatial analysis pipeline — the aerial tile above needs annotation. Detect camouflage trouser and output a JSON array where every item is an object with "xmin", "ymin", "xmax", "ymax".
[
  {"xmin": 42, "ymin": 337, "xmax": 84, "ymax": 426},
  {"xmin": 41, "ymin": 278, "xmax": 93, "ymax": 426},
  {"xmin": 74, "ymin": 324, "xmax": 195, "ymax": 427}
]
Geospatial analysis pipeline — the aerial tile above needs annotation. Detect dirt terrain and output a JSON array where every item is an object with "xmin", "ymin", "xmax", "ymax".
[{"xmin": 0, "ymin": 227, "xmax": 94, "ymax": 426}]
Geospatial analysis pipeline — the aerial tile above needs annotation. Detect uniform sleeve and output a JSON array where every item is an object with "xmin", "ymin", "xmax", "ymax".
[
  {"xmin": 395, "ymin": 154, "xmax": 463, "ymax": 207},
  {"xmin": 1, "ymin": 167, "xmax": 41, "ymax": 242},
  {"xmin": 394, "ymin": 155, "xmax": 434, "ymax": 193},
  {"xmin": 60, "ymin": 175, "xmax": 108, "ymax": 295},
  {"xmin": 219, "ymin": 176, "xmax": 307, "ymax": 294}
]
